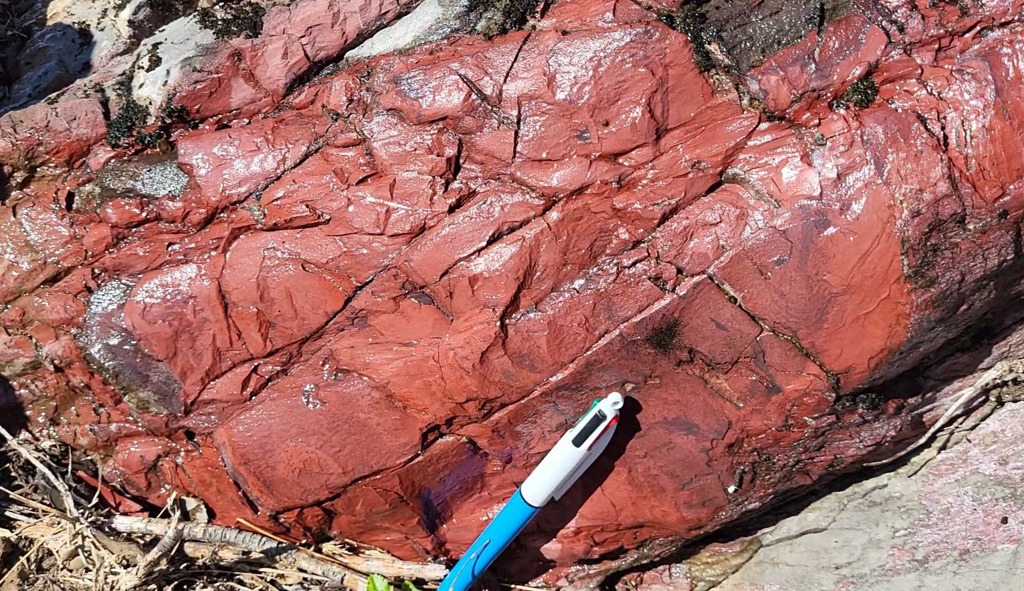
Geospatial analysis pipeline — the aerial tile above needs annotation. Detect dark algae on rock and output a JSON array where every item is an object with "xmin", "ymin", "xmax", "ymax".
[
  {"xmin": 656, "ymin": 3, "xmax": 721, "ymax": 73},
  {"xmin": 840, "ymin": 75, "xmax": 880, "ymax": 108},
  {"xmin": 646, "ymin": 320, "xmax": 680, "ymax": 355},
  {"xmin": 655, "ymin": 0, "xmax": 854, "ymax": 74},
  {"xmin": 196, "ymin": 1, "xmax": 267, "ymax": 40},
  {"xmin": 470, "ymin": 0, "xmax": 541, "ymax": 38},
  {"xmin": 105, "ymin": 74, "xmax": 149, "ymax": 147}
]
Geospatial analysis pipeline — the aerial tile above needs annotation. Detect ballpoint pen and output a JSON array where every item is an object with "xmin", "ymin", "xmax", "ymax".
[{"xmin": 438, "ymin": 392, "xmax": 626, "ymax": 591}]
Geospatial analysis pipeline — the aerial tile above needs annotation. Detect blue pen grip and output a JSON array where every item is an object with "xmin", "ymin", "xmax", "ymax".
[{"xmin": 439, "ymin": 489, "xmax": 540, "ymax": 591}]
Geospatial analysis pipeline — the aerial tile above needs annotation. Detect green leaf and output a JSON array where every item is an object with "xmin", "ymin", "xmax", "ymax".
[
  {"xmin": 401, "ymin": 581, "xmax": 422, "ymax": 591},
  {"xmin": 367, "ymin": 574, "xmax": 393, "ymax": 591}
]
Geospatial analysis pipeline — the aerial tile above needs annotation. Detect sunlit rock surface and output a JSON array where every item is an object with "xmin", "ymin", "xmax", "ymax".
[{"xmin": 1, "ymin": 0, "xmax": 1023, "ymax": 584}]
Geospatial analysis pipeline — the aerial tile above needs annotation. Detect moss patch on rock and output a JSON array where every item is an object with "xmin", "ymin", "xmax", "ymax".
[
  {"xmin": 829, "ymin": 75, "xmax": 879, "ymax": 110},
  {"xmin": 646, "ymin": 319, "xmax": 680, "ymax": 355}
]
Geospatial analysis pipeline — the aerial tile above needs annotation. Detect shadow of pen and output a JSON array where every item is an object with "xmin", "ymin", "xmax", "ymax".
[{"xmin": 488, "ymin": 395, "xmax": 644, "ymax": 584}]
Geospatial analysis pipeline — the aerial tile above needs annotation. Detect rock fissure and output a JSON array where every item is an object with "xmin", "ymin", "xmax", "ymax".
[{"xmin": 704, "ymin": 271, "xmax": 842, "ymax": 394}]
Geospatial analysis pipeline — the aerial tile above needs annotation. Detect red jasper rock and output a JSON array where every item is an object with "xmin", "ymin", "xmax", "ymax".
[
  {"xmin": 0, "ymin": 98, "xmax": 107, "ymax": 169},
  {"xmin": 1, "ymin": 0, "xmax": 1024, "ymax": 584}
]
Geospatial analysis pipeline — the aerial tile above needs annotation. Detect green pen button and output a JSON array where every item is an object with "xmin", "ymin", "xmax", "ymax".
[{"xmin": 573, "ymin": 398, "xmax": 603, "ymax": 428}]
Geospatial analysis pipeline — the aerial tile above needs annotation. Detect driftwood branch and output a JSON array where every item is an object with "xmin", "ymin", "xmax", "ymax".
[
  {"xmin": 0, "ymin": 427, "xmax": 447, "ymax": 589},
  {"xmin": 108, "ymin": 515, "xmax": 449, "ymax": 583},
  {"xmin": 321, "ymin": 547, "xmax": 449, "ymax": 581},
  {"xmin": 108, "ymin": 515, "xmax": 369, "ymax": 589}
]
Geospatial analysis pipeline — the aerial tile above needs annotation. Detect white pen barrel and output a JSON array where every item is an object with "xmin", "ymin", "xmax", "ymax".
[{"xmin": 520, "ymin": 393, "xmax": 623, "ymax": 507}]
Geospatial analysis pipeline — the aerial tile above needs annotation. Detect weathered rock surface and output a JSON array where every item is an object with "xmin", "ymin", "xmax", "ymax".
[
  {"xmin": 1, "ymin": 0, "xmax": 1024, "ymax": 584},
  {"xmin": 713, "ymin": 400, "xmax": 1024, "ymax": 591},
  {"xmin": 611, "ymin": 318, "xmax": 1024, "ymax": 591}
]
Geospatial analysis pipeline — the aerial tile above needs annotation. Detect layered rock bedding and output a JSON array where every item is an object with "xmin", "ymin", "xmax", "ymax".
[{"xmin": 1, "ymin": 0, "xmax": 1023, "ymax": 583}]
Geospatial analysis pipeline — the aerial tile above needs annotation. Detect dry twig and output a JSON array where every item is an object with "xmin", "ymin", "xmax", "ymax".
[
  {"xmin": 0, "ymin": 424, "xmax": 118, "ymax": 591},
  {"xmin": 0, "ymin": 536, "xmax": 45, "ymax": 587},
  {"xmin": 0, "ymin": 425, "xmax": 81, "ymax": 523},
  {"xmin": 865, "ymin": 360, "xmax": 1024, "ymax": 468}
]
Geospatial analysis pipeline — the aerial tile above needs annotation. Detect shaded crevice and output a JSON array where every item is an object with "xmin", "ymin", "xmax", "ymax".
[
  {"xmin": 448, "ymin": 137, "xmax": 463, "ymax": 186},
  {"xmin": 418, "ymin": 416, "xmax": 457, "ymax": 452},
  {"xmin": 479, "ymin": 286, "xmax": 681, "ymax": 423},
  {"xmin": 501, "ymin": 28, "xmax": 531, "ymax": 87},
  {"xmin": 194, "ymin": 259, "xmax": 387, "ymax": 411},
  {"xmin": 238, "ymin": 120, "xmax": 340, "ymax": 210},
  {"xmin": 511, "ymin": 96, "xmax": 523, "ymax": 163},
  {"xmin": 225, "ymin": 470, "xmax": 264, "ymax": 518},
  {"xmin": 179, "ymin": 116, "xmax": 471, "ymax": 392},
  {"xmin": 503, "ymin": 29, "xmax": 530, "ymax": 160},
  {"xmin": 20, "ymin": 262, "xmax": 80, "ymax": 296},
  {"xmin": 721, "ymin": 168, "xmax": 781, "ymax": 209},
  {"xmin": 857, "ymin": 224, "xmax": 1024, "ymax": 403}
]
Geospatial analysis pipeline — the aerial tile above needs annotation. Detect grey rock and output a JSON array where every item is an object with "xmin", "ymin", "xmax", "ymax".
[{"xmin": 715, "ymin": 401, "xmax": 1024, "ymax": 591}]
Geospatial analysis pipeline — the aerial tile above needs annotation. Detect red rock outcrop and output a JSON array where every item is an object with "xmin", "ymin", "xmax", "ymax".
[{"xmin": 2, "ymin": 0, "xmax": 1024, "ymax": 583}]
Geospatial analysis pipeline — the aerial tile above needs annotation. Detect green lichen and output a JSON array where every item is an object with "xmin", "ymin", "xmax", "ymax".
[
  {"xmin": 311, "ymin": 62, "xmax": 342, "ymax": 82},
  {"xmin": 826, "ymin": 454, "xmax": 845, "ymax": 472},
  {"xmin": 940, "ymin": 0, "xmax": 971, "ymax": 17},
  {"xmin": 648, "ymin": 276, "xmax": 672, "ymax": 293},
  {"xmin": 844, "ymin": 76, "xmax": 879, "ymax": 108},
  {"xmin": 854, "ymin": 391, "xmax": 881, "ymax": 411},
  {"xmin": 107, "ymin": 86, "xmax": 196, "ymax": 149},
  {"xmin": 824, "ymin": 369, "xmax": 841, "ymax": 393},
  {"xmin": 160, "ymin": 101, "xmax": 190, "ymax": 124},
  {"xmin": 322, "ymin": 106, "xmax": 341, "ymax": 122},
  {"xmin": 134, "ymin": 128, "xmax": 169, "ymax": 149},
  {"xmin": 242, "ymin": 197, "xmax": 266, "ymax": 225},
  {"xmin": 144, "ymin": 41, "xmax": 163, "ymax": 72}
]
